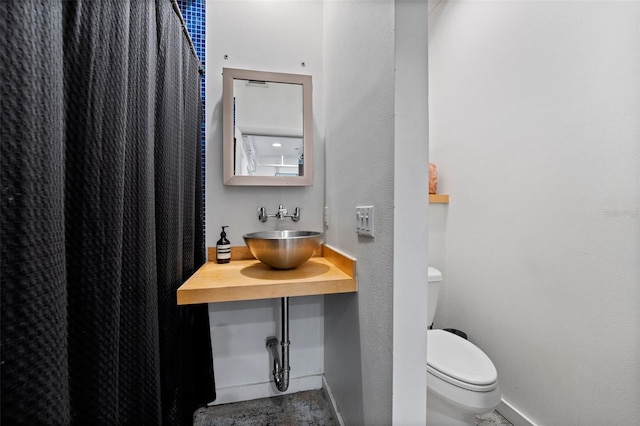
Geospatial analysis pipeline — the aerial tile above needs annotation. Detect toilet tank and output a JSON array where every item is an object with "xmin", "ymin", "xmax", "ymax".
[{"xmin": 428, "ymin": 267, "xmax": 443, "ymax": 327}]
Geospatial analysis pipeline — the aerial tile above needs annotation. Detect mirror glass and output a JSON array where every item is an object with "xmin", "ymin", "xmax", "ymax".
[{"xmin": 223, "ymin": 68, "xmax": 313, "ymax": 186}]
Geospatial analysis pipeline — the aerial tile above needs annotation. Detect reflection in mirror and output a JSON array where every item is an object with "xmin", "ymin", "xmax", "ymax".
[
  {"xmin": 236, "ymin": 134, "xmax": 303, "ymax": 177},
  {"xmin": 223, "ymin": 68, "xmax": 313, "ymax": 186}
]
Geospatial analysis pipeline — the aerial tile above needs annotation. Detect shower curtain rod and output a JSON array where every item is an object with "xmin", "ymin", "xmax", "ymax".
[{"xmin": 170, "ymin": 0, "xmax": 204, "ymax": 74}]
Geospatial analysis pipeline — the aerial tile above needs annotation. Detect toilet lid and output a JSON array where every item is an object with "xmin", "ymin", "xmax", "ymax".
[{"xmin": 427, "ymin": 329, "xmax": 497, "ymax": 388}]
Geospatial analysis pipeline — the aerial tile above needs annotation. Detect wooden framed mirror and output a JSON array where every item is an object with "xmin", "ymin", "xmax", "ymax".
[{"xmin": 222, "ymin": 68, "xmax": 313, "ymax": 186}]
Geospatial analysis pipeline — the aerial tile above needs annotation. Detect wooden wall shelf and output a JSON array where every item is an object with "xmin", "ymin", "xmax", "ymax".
[
  {"xmin": 177, "ymin": 245, "xmax": 357, "ymax": 305},
  {"xmin": 429, "ymin": 194, "xmax": 449, "ymax": 204}
]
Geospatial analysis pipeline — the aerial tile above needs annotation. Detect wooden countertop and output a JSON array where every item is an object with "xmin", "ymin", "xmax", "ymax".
[{"xmin": 177, "ymin": 245, "xmax": 357, "ymax": 305}]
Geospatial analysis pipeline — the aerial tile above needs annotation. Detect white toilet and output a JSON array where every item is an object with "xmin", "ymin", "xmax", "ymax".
[{"xmin": 427, "ymin": 267, "xmax": 501, "ymax": 425}]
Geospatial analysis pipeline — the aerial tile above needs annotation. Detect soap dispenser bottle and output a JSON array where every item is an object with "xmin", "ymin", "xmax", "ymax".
[{"xmin": 216, "ymin": 226, "xmax": 231, "ymax": 264}]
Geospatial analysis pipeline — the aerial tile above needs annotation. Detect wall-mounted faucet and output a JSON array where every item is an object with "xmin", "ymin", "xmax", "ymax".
[{"xmin": 258, "ymin": 205, "xmax": 301, "ymax": 222}]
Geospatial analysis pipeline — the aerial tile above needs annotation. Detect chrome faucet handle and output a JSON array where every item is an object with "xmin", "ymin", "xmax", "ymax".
[
  {"xmin": 258, "ymin": 207, "xmax": 268, "ymax": 223},
  {"xmin": 291, "ymin": 207, "xmax": 301, "ymax": 222}
]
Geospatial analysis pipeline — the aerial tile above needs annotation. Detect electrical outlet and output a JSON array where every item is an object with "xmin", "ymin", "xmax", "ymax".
[{"xmin": 356, "ymin": 206, "xmax": 374, "ymax": 237}]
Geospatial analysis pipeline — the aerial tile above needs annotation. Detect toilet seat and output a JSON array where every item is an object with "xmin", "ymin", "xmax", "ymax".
[{"xmin": 427, "ymin": 329, "xmax": 498, "ymax": 392}]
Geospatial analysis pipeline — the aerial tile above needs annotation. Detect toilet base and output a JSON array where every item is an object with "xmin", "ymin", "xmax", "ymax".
[{"xmin": 427, "ymin": 388, "xmax": 479, "ymax": 426}]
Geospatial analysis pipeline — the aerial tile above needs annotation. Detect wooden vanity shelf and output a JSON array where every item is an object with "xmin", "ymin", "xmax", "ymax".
[
  {"xmin": 177, "ymin": 245, "xmax": 357, "ymax": 305},
  {"xmin": 429, "ymin": 194, "xmax": 449, "ymax": 204}
]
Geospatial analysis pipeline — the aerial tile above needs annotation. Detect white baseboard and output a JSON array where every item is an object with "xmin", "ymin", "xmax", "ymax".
[
  {"xmin": 209, "ymin": 374, "xmax": 323, "ymax": 406},
  {"xmin": 498, "ymin": 398, "xmax": 538, "ymax": 426},
  {"xmin": 322, "ymin": 375, "xmax": 345, "ymax": 426}
]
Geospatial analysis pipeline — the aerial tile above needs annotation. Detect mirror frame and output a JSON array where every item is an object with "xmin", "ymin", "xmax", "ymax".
[{"xmin": 222, "ymin": 68, "xmax": 313, "ymax": 186}]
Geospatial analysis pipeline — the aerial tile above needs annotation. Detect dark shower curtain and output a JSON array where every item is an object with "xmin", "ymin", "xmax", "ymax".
[{"xmin": 1, "ymin": 1, "xmax": 214, "ymax": 424}]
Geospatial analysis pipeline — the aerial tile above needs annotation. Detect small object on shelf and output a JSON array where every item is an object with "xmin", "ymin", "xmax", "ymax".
[
  {"xmin": 429, "ymin": 162, "xmax": 438, "ymax": 194},
  {"xmin": 216, "ymin": 226, "xmax": 231, "ymax": 264},
  {"xmin": 429, "ymin": 194, "xmax": 449, "ymax": 204}
]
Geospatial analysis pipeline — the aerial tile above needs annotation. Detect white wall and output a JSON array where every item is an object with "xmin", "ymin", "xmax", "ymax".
[
  {"xmin": 429, "ymin": 1, "xmax": 640, "ymax": 424},
  {"xmin": 393, "ymin": 1, "xmax": 430, "ymax": 424},
  {"xmin": 323, "ymin": 1, "xmax": 407, "ymax": 424},
  {"xmin": 205, "ymin": 1, "xmax": 325, "ymax": 403},
  {"xmin": 322, "ymin": 3, "xmax": 432, "ymax": 420}
]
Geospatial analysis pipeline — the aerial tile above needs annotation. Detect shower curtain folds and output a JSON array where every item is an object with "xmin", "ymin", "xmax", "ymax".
[{"xmin": 1, "ymin": 1, "xmax": 214, "ymax": 425}]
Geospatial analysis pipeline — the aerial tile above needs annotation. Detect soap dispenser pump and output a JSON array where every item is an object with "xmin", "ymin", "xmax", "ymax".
[{"xmin": 216, "ymin": 226, "xmax": 231, "ymax": 264}]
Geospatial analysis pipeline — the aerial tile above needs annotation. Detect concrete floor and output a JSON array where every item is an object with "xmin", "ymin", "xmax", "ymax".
[
  {"xmin": 193, "ymin": 390, "xmax": 513, "ymax": 425},
  {"xmin": 477, "ymin": 410, "xmax": 513, "ymax": 426},
  {"xmin": 194, "ymin": 390, "xmax": 337, "ymax": 426}
]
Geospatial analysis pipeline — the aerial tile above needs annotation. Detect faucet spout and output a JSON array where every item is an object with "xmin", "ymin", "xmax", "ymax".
[{"xmin": 276, "ymin": 204, "xmax": 287, "ymax": 220}]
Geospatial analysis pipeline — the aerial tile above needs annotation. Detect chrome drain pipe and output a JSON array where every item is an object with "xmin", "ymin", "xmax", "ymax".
[{"xmin": 266, "ymin": 297, "xmax": 290, "ymax": 392}]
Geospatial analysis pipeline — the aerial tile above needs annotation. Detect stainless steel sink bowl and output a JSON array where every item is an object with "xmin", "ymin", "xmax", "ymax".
[{"xmin": 243, "ymin": 230, "xmax": 323, "ymax": 269}]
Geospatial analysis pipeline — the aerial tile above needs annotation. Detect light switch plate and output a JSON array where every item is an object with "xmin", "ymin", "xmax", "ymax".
[{"xmin": 356, "ymin": 206, "xmax": 374, "ymax": 237}]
